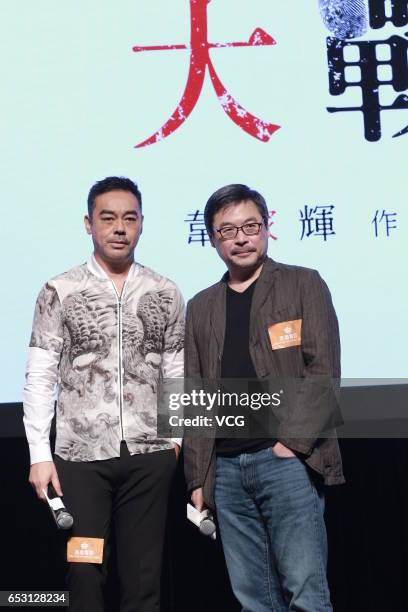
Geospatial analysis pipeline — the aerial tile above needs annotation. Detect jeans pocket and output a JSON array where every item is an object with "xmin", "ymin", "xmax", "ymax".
[{"xmin": 270, "ymin": 445, "xmax": 297, "ymax": 460}]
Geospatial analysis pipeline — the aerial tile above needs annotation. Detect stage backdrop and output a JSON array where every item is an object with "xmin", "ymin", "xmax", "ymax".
[{"xmin": 1, "ymin": 0, "xmax": 407, "ymax": 402}]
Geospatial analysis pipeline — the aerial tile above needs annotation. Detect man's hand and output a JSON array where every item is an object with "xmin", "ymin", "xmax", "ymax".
[
  {"xmin": 172, "ymin": 442, "xmax": 181, "ymax": 459},
  {"xmin": 191, "ymin": 487, "xmax": 205, "ymax": 512},
  {"xmin": 272, "ymin": 442, "xmax": 296, "ymax": 458},
  {"xmin": 29, "ymin": 461, "xmax": 62, "ymax": 501}
]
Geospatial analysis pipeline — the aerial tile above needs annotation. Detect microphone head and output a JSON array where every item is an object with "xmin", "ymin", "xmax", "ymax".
[
  {"xmin": 56, "ymin": 511, "xmax": 74, "ymax": 530},
  {"xmin": 318, "ymin": 0, "xmax": 368, "ymax": 39},
  {"xmin": 199, "ymin": 517, "xmax": 216, "ymax": 537}
]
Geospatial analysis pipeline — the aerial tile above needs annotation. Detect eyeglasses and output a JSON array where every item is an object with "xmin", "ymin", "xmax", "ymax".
[{"xmin": 215, "ymin": 222, "xmax": 263, "ymax": 240}]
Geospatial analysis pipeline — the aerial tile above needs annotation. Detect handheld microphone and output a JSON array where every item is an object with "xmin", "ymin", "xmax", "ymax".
[
  {"xmin": 43, "ymin": 484, "xmax": 74, "ymax": 530},
  {"xmin": 187, "ymin": 503, "xmax": 216, "ymax": 540},
  {"xmin": 318, "ymin": 0, "xmax": 368, "ymax": 39}
]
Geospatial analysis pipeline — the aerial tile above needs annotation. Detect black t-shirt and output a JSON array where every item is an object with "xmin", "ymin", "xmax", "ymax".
[{"xmin": 216, "ymin": 280, "xmax": 276, "ymax": 457}]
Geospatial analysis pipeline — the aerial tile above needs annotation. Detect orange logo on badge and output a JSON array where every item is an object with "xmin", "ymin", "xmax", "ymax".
[
  {"xmin": 268, "ymin": 319, "xmax": 302, "ymax": 350},
  {"xmin": 67, "ymin": 537, "xmax": 104, "ymax": 564}
]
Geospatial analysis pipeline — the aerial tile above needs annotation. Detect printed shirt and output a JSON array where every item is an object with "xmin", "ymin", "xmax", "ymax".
[{"xmin": 23, "ymin": 256, "xmax": 184, "ymax": 463}]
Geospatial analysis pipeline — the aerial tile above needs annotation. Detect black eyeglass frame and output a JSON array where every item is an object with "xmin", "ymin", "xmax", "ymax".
[{"xmin": 214, "ymin": 222, "xmax": 264, "ymax": 240}]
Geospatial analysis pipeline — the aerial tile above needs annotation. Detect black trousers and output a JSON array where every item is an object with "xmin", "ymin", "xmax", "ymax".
[{"xmin": 54, "ymin": 444, "xmax": 176, "ymax": 612}]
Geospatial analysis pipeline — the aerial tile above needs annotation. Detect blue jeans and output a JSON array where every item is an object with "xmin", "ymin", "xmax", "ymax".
[{"xmin": 214, "ymin": 447, "xmax": 332, "ymax": 612}]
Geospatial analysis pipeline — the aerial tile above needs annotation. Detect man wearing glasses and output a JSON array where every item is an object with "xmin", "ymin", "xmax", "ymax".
[{"xmin": 183, "ymin": 184, "xmax": 343, "ymax": 611}]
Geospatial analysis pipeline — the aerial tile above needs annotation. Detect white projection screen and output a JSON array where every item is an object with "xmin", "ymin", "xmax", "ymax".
[{"xmin": 1, "ymin": 0, "xmax": 407, "ymax": 403}]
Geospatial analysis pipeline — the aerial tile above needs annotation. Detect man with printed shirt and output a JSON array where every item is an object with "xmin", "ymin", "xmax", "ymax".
[
  {"xmin": 23, "ymin": 176, "xmax": 184, "ymax": 612},
  {"xmin": 183, "ymin": 184, "xmax": 344, "ymax": 612}
]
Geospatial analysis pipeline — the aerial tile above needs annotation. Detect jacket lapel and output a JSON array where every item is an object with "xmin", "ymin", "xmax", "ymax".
[
  {"xmin": 209, "ymin": 280, "xmax": 227, "ymax": 357},
  {"xmin": 249, "ymin": 258, "xmax": 280, "ymax": 338}
]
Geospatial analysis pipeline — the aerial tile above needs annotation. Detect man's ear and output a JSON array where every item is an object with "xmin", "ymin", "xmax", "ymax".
[
  {"xmin": 84, "ymin": 214, "xmax": 92, "ymax": 235},
  {"xmin": 209, "ymin": 233, "xmax": 216, "ymax": 248}
]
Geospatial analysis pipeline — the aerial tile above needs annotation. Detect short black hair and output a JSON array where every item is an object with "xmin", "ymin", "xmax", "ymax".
[
  {"xmin": 87, "ymin": 176, "xmax": 142, "ymax": 217},
  {"xmin": 204, "ymin": 184, "xmax": 269, "ymax": 236}
]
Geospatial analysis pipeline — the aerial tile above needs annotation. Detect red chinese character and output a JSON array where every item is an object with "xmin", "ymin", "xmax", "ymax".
[
  {"xmin": 268, "ymin": 209, "xmax": 278, "ymax": 241},
  {"xmin": 133, "ymin": 0, "xmax": 280, "ymax": 147}
]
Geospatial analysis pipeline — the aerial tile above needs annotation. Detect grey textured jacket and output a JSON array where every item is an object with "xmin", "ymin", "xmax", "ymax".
[
  {"xmin": 23, "ymin": 256, "xmax": 184, "ymax": 464},
  {"xmin": 183, "ymin": 258, "xmax": 344, "ymax": 509}
]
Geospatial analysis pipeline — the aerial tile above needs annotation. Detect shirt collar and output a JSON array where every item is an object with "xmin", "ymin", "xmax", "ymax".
[{"xmin": 87, "ymin": 254, "xmax": 140, "ymax": 281}]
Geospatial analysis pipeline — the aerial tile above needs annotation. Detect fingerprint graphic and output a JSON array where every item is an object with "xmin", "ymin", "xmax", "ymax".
[{"xmin": 318, "ymin": 0, "xmax": 368, "ymax": 39}]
